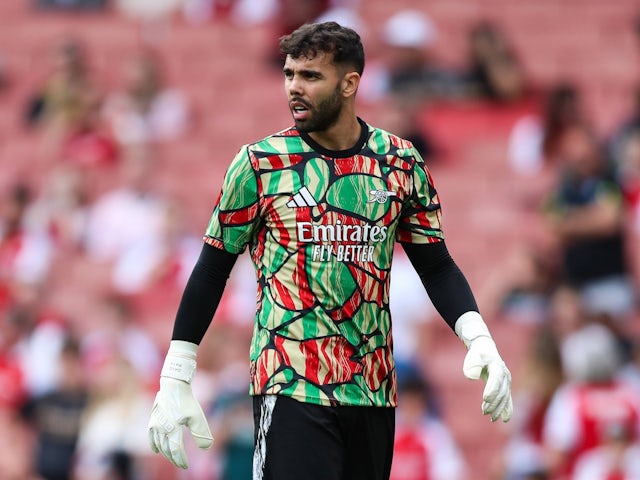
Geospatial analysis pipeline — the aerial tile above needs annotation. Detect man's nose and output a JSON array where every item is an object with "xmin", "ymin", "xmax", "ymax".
[{"xmin": 287, "ymin": 76, "xmax": 303, "ymax": 96}]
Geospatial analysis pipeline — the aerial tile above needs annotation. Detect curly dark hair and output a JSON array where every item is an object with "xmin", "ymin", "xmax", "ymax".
[{"xmin": 279, "ymin": 22, "xmax": 365, "ymax": 75}]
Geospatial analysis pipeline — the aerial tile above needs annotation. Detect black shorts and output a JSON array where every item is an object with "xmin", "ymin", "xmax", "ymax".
[{"xmin": 252, "ymin": 394, "xmax": 395, "ymax": 480}]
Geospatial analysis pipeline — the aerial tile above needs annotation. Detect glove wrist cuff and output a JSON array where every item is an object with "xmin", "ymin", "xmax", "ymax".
[
  {"xmin": 161, "ymin": 340, "xmax": 198, "ymax": 383},
  {"xmin": 455, "ymin": 311, "xmax": 492, "ymax": 348}
]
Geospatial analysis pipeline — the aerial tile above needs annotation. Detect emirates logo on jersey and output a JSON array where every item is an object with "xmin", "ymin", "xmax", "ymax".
[
  {"xmin": 296, "ymin": 221, "xmax": 387, "ymax": 263},
  {"xmin": 287, "ymin": 186, "xmax": 390, "ymax": 263},
  {"xmin": 296, "ymin": 221, "xmax": 388, "ymax": 243}
]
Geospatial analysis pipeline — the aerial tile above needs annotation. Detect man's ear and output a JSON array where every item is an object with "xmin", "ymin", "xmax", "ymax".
[{"xmin": 342, "ymin": 71, "xmax": 360, "ymax": 98}]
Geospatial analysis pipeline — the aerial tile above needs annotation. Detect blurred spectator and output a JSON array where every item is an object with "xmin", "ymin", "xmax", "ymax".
[
  {"xmin": 267, "ymin": 0, "xmax": 331, "ymax": 65},
  {"xmin": 0, "ymin": 308, "xmax": 28, "ymax": 411},
  {"xmin": 462, "ymin": 21, "xmax": 529, "ymax": 104},
  {"xmin": 25, "ymin": 166, "xmax": 91, "ymax": 252},
  {"xmin": 540, "ymin": 86, "xmax": 586, "ymax": 164},
  {"xmin": 542, "ymin": 122, "xmax": 635, "ymax": 321},
  {"xmin": 572, "ymin": 421, "xmax": 640, "ymax": 480},
  {"xmin": 110, "ymin": 197, "xmax": 201, "ymax": 295},
  {"xmin": 615, "ymin": 127, "xmax": 640, "ymax": 214},
  {"xmin": 477, "ymin": 245, "xmax": 559, "ymax": 324},
  {"xmin": 388, "ymin": 245, "xmax": 439, "ymax": 380},
  {"xmin": 0, "ymin": 183, "xmax": 54, "ymax": 303},
  {"xmin": 24, "ymin": 37, "xmax": 102, "ymax": 155},
  {"xmin": 314, "ymin": 2, "xmax": 363, "ymax": 33},
  {"xmin": 390, "ymin": 366, "xmax": 466, "ymax": 480},
  {"xmin": 13, "ymin": 302, "xmax": 70, "ymax": 398},
  {"xmin": 59, "ymin": 97, "xmax": 119, "ymax": 170},
  {"xmin": 276, "ymin": 0, "xmax": 330, "ymax": 32},
  {"xmin": 508, "ymin": 83, "xmax": 584, "ymax": 177},
  {"xmin": 619, "ymin": 336, "xmax": 640, "ymax": 401},
  {"xmin": 82, "ymin": 146, "xmax": 169, "ymax": 262},
  {"xmin": 115, "ymin": 0, "xmax": 187, "ymax": 45},
  {"xmin": 374, "ymin": 96, "xmax": 438, "ymax": 163},
  {"xmin": 101, "ymin": 49, "xmax": 190, "ymax": 149},
  {"xmin": 115, "ymin": 0, "xmax": 183, "ymax": 23},
  {"xmin": 25, "ymin": 36, "xmax": 118, "ymax": 170},
  {"xmin": 35, "ymin": 0, "xmax": 107, "ymax": 10},
  {"xmin": 0, "ymin": 409, "xmax": 34, "ymax": 479},
  {"xmin": 73, "ymin": 353, "xmax": 154, "ymax": 479},
  {"xmin": 608, "ymin": 85, "xmax": 640, "ymax": 172},
  {"xmin": 546, "ymin": 284, "xmax": 589, "ymax": 341},
  {"xmin": 189, "ymin": 323, "xmax": 252, "ymax": 479},
  {"xmin": 610, "ymin": 127, "xmax": 640, "ymax": 291},
  {"xmin": 542, "ymin": 323, "xmax": 640, "ymax": 478},
  {"xmin": 182, "ymin": 0, "xmax": 278, "ymax": 25},
  {"xmin": 22, "ymin": 337, "xmax": 89, "ymax": 480},
  {"xmin": 209, "ymin": 391, "xmax": 253, "ymax": 480},
  {"xmin": 499, "ymin": 327, "xmax": 563, "ymax": 480},
  {"xmin": 81, "ymin": 294, "xmax": 161, "ymax": 387},
  {"xmin": 361, "ymin": 9, "xmax": 465, "ymax": 105}
]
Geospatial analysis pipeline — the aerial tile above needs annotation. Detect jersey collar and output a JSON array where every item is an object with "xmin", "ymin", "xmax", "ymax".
[{"xmin": 298, "ymin": 117, "xmax": 369, "ymax": 159}]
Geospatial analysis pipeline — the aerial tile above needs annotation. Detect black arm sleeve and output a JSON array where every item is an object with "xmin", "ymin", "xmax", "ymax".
[
  {"xmin": 171, "ymin": 242, "xmax": 239, "ymax": 344},
  {"xmin": 401, "ymin": 240, "xmax": 478, "ymax": 331}
]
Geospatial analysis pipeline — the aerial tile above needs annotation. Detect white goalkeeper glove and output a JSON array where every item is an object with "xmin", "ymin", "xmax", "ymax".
[
  {"xmin": 455, "ymin": 311, "xmax": 513, "ymax": 423},
  {"xmin": 148, "ymin": 340, "xmax": 213, "ymax": 469}
]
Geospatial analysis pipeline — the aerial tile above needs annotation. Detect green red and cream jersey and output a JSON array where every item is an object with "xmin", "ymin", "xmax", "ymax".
[{"xmin": 204, "ymin": 119, "xmax": 444, "ymax": 407}]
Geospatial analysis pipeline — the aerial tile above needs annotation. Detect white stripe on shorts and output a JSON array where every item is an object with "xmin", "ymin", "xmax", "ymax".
[{"xmin": 253, "ymin": 395, "xmax": 277, "ymax": 480}]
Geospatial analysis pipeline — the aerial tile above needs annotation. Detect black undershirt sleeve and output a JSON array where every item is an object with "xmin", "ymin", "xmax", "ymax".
[
  {"xmin": 171, "ymin": 242, "xmax": 239, "ymax": 344},
  {"xmin": 401, "ymin": 240, "xmax": 479, "ymax": 331}
]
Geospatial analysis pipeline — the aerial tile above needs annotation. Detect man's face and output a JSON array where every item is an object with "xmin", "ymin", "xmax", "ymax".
[
  {"xmin": 283, "ymin": 52, "xmax": 344, "ymax": 133},
  {"xmin": 558, "ymin": 126, "xmax": 600, "ymax": 177}
]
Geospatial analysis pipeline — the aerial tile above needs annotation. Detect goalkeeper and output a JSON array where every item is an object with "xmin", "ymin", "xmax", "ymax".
[{"xmin": 148, "ymin": 21, "xmax": 512, "ymax": 480}]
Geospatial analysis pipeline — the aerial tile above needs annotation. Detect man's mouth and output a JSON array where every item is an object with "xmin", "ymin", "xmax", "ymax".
[{"xmin": 290, "ymin": 101, "xmax": 310, "ymax": 121}]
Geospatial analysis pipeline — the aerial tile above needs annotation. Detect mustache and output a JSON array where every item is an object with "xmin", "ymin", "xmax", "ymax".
[{"xmin": 289, "ymin": 97, "xmax": 312, "ymax": 109}]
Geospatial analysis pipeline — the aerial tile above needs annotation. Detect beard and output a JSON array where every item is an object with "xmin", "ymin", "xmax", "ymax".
[{"xmin": 293, "ymin": 85, "xmax": 343, "ymax": 133}]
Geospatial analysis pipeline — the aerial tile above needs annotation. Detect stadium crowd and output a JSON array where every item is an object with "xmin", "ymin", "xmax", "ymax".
[{"xmin": 0, "ymin": 1, "xmax": 639, "ymax": 479}]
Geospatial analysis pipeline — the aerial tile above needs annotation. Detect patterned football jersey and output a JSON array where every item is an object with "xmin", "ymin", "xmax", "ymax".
[{"xmin": 204, "ymin": 119, "xmax": 444, "ymax": 407}]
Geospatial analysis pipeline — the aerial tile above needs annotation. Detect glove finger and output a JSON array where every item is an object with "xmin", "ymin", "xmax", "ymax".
[
  {"xmin": 148, "ymin": 425, "xmax": 160, "ymax": 454},
  {"xmin": 148, "ymin": 406, "xmax": 164, "ymax": 454},
  {"xmin": 157, "ymin": 428, "xmax": 185, "ymax": 470},
  {"xmin": 482, "ymin": 365, "xmax": 510, "ymax": 416},
  {"xmin": 482, "ymin": 375, "xmax": 508, "ymax": 413},
  {"xmin": 501, "ymin": 393, "xmax": 514, "ymax": 423},
  {"xmin": 482, "ymin": 362, "xmax": 506, "ymax": 405},
  {"xmin": 168, "ymin": 428, "xmax": 189, "ymax": 470},
  {"xmin": 156, "ymin": 430, "xmax": 173, "ymax": 465},
  {"xmin": 187, "ymin": 414, "xmax": 214, "ymax": 450},
  {"xmin": 193, "ymin": 435, "xmax": 214, "ymax": 450},
  {"xmin": 149, "ymin": 405, "xmax": 175, "ymax": 460},
  {"xmin": 153, "ymin": 429, "xmax": 163, "ymax": 454},
  {"xmin": 153, "ymin": 430, "xmax": 167, "ymax": 459},
  {"xmin": 488, "ymin": 385, "xmax": 512, "ymax": 422},
  {"xmin": 482, "ymin": 385, "xmax": 506, "ymax": 417}
]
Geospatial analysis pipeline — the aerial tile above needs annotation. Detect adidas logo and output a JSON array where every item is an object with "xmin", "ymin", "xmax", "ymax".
[{"xmin": 287, "ymin": 186, "xmax": 318, "ymax": 208}]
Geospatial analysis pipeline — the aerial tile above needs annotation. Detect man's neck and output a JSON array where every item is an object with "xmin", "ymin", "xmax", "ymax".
[{"xmin": 307, "ymin": 115, "xmax": 362, "ymax": 152}]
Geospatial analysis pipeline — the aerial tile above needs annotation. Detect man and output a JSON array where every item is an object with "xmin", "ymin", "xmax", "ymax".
[{"xmin": 148, "ymin": 21, "xmax": 513, "ymax": 480}]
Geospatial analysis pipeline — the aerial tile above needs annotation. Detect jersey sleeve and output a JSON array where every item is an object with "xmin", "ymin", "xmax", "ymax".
[
  {"xmin": 204, "ymin": 146, "xmax": 260, "ymax": 254},
  {"xmin": 396, "ymin": 148, "xmax": 445, "ymax": 244}
]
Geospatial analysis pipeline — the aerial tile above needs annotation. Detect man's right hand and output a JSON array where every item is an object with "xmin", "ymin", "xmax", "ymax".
[
  {"xmin": 148, "ymin": 341, "xmax": 213, "ymax": 469},
  {"xmin": 455, "ymin": 312, "xmax": 513, "ymax": 423}
]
